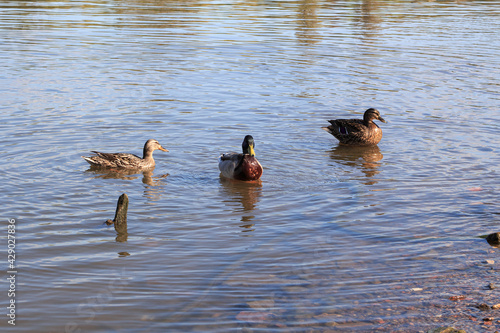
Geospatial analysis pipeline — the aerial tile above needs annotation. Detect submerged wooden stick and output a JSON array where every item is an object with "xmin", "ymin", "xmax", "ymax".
[
  {"xmin": 114, "ymin": 193, "xmax": 128, "ymax": 227},
  {"xmin": 486, "ymin": 232, "xmax": 500, "ymax": 245},
  {"xmin": 105, "ymin": 193, "xmax": 128, "ymax": 232}
]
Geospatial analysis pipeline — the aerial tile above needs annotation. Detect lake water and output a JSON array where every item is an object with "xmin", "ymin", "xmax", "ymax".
[{"xmin": 1, "ymin": 0, "xmax": 500, "ymax": 331}]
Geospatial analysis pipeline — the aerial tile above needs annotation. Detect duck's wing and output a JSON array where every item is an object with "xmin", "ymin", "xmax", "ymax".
[
  {"xmin": 218, "ymin": 153, "xmax": 242, "ymax": 179},
  {"xmin": 329, "ymin": 119, "xmax": 366, "ymax": 134},
  {"xmin": 83, "ymin": 152, "xmax": 142, "ymax": 168},
  {"xmin": 323, "ymin": 119, "xmax": 370, "ymax": 143}
]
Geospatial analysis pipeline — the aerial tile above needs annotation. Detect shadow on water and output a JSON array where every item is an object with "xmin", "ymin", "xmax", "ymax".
[
  {"xmin": 219, "ymin": 177, "xmax": 262, "ymax": 232},
  {"xmin": 328, "ymin": 144, "xmax": 383, "ymax": 184}
]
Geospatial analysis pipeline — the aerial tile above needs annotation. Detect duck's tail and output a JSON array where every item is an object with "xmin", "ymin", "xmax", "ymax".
[{"xmin": 81, "ymin": 156, "xmax": 96, "ymax": 165}]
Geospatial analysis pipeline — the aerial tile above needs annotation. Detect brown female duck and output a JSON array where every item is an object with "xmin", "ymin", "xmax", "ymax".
[
  {"xmin": 218, "ymin": 135, "xmax": 263, "ymax": 181},
  {"xmin": 322, "ymin": 108, "xmax": 386, "ymax": 146},
  {"xmin": 82, "ymin": 139, "xmax": 168, "ymax": 169}
]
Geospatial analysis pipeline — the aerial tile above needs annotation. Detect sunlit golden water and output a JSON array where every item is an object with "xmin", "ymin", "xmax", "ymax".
[{"xmin": 1, "ymin": 0, "xmax": 499, "ymax": 331}]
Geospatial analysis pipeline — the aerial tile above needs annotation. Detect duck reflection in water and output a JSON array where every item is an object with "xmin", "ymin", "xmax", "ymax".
[
  {"xmin": 219, "ymin": 177, "xmax": 262, "ymax": 232},
  {"xmin": 329, "ymin": 145, "xmax": 383, "ymax": 185},
  {"xmin": 85, "ymin": 167, "xmax": 169, "ymax": 187}
]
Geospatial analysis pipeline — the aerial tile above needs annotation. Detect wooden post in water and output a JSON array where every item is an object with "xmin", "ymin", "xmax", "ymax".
[
  {"xmin": 486, "ymin": 232, "xmax": 500, "ymax": 246},
  {"xmin": 105, "ymin": 193, "xmax": 128, "ymax": 241},
  {"xmin": 114, "ymin": 193, "xmax": 128, "ymax": 227}
]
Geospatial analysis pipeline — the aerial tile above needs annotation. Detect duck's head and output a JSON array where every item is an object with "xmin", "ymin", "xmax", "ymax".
[
  {"xmin": 144, "ymin": 139, "xmax": 169, "ymax": 153},
  {"xmin": 364, "ymin": 108, "xmax": 386, "ymax": 124},
  {"xmin": 242, "ymin": 135, "xmax": 256, "ymax": 156}
]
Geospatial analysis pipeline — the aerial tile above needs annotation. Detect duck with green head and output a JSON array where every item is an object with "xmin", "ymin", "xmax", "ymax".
[
  {"xmin": 218, "ymin": 135, "xmax": 263, "ymax": 181},
  {"xmin": 322, "ymin": 108, "xmax": 386, "ymax": 146}
]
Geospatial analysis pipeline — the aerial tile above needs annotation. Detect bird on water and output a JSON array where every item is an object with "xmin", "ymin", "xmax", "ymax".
[
  {"xmin": 322, "ymin": 108, "xmax": 386, "ymax": 146},
  {"xmin": 218, "ymin": 135, "xmax": 263, "ymax": 181},
  {"xmin": 82, "ymin": 139, "xmax": 168, "ymax": 169}
]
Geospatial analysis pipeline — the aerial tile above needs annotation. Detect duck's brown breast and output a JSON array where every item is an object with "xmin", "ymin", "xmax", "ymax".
[{"xmin": 234, "ymin": 156, "xmax": 263, "ymax": 181}]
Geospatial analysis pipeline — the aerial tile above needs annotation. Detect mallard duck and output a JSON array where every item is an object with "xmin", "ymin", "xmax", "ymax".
[
  {"xmin": 322, "ymin": 108, "xmax": 386, "ymax": 146},
  {"xmin": 82, "ymin": 139, "xmax": 168, "ymax": 169},
  {"xmin": 219, "ymin": 135, "xmax": 263, "ymax": 181}
]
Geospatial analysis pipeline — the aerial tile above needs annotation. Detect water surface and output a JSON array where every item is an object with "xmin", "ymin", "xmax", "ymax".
[{"xmin": 1, "ymin": 0, "xmax": 500, "ymax": 331}]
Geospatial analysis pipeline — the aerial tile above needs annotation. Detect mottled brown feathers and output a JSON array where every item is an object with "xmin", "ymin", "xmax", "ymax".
[
  {"xmin": 323, "ymin": 108, "xmax": 386, "ymax": 146},
  {"xmin": 82, "ymin": 139, "xmax": 168, "ymax": 170}
]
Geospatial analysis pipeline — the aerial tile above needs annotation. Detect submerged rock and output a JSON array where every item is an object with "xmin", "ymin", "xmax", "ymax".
[
  {"xmin": 427, "ymin": 327, "xmax": 466, "ymax": 333},
  {"xmin": 247, "ymin": 299, "xmax": 275, "ymax": 310},
  {"xmin": 474, "ymin": 303, "xmax": 490, "ymax": 311},
  {"xmin": 236, "ymin": 311, "xmax": 275, "ymax": 323}
]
